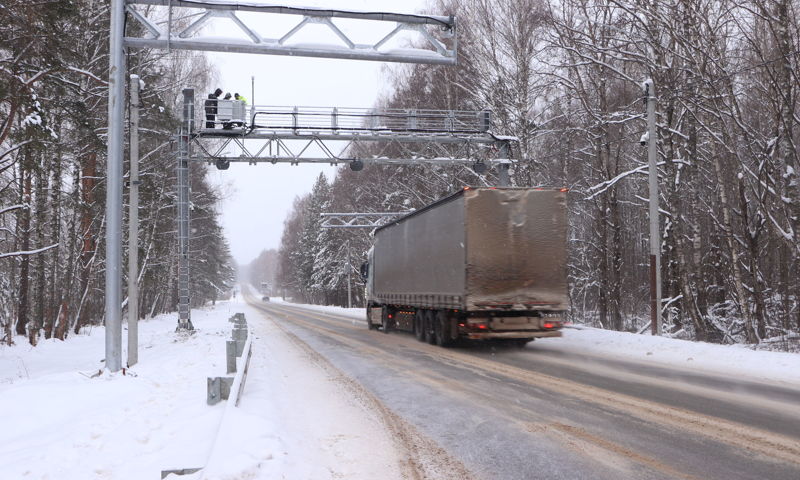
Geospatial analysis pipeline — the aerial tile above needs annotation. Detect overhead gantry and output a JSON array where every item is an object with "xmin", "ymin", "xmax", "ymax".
[
  {"xmin": 124, "ymin": 0, "xmax": 457, "ymax": 64},
  {"xmin": 320, "ymin": 212, "xmax": 408, "ymax": 229},
  {"xmin": 184, "ymin": 94, "xmax": 515, "ymax": 178},
  {"xmin": 102, "ymin": 0, "xmax": 516, "ymax": 370}
]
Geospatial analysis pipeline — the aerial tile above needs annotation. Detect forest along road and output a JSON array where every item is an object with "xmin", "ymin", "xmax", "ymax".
[{"xmin": 246, "ymin": 297, "xmax": 800, "ymax": 480}]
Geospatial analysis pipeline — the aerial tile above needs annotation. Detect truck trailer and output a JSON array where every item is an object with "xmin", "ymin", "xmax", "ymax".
[{"xmin": 363, "ymin": 187, "xmax": 568, "ymax": 347}]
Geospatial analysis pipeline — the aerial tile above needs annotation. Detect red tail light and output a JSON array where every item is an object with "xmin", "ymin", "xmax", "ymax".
[{"xmin": 544, "ymin": 322, "xmax": 553, "ymax": 329}]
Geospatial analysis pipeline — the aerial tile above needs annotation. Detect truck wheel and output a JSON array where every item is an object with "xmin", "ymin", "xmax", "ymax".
[
  {"xmin": 435, "ymin": 311, "xmax": 453, "ymax": 347},
  {"xmin": 414, "ymin": 311, "xmax": 425, "ymax": 341},
  {"xmin": 367, "ymin": 305, "xmax": 378, "ymax": 330},
  {"xmin": 424, "ymin": 310, "xmax": 436, "ymax": 344},
  {"xmin": 381, "ymin": 306, "xmax": 393, "ymax": 334}
]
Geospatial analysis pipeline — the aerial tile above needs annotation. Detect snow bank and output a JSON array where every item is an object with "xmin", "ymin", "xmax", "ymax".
[
  {"xmin": 270, "ymin": 296, "xmax": 365, "ymax": 322},
  {"xmin": 537, "ymin": 326, "xmax": 800, "ymax": 386},
  {"xmin": 0, "ymin": 295, "xmax": 405, "ymax": 480},
  {"xmin": 0, "ymin": 303, "xmax": 240, "ymax": 479},
  {"xmin": 270, "ymin": 298, "xmax": 800, "ymax": 387}
]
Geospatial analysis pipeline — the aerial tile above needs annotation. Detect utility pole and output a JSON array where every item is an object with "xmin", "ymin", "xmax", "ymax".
[
  {"xmin": 105, "ymin": 0, "xmax": 125, "ymax": 372},
  {"xmin": 128, "ymin": 75, "xmax": 140, "ymax": 366},
  {"xmin": 645, "ymin": 79, "xmax": 662, "ymax": 336},
  {"xmin": 346, "ymin": 240, "xmax": 352, "ymax": 309}
]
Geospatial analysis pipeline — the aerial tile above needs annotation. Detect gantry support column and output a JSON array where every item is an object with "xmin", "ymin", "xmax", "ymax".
[
  {"xmin": 128, "ymin": 74, "xmax": 140, "ymax": 366},
  {"xmin": 497, "ymin": 142, "xmax": 511, "ymax": 187},
  {"xmin": 104, "ymin": 0, "xmax": 126, "ymax": 372},
  {"xmin": 177, "ymin": 88, "xmax": 194, "ymax": 331}
]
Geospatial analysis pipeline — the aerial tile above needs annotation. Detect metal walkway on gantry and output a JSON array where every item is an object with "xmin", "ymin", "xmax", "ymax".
[{"xmin": 185, "ymin": 96, "xmax": 515, "ymax": 174}]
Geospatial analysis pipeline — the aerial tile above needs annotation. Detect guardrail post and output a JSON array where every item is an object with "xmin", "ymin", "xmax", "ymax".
[
  {"xmin": 209, "ymin": 312, "xmax": 250, "ymax": 403},
  {"xmin": 226, "ymin": 340, "xmax": 237, "ymax": 373},
  {"xmin": 207, "ymin": 376, "xmax": 233, "ymax": 405}
]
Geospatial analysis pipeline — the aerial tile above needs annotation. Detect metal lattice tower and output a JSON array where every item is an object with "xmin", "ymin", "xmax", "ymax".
[{"xmin": 177, "ymin": 90, "xmax": 194, "ymax": 330}]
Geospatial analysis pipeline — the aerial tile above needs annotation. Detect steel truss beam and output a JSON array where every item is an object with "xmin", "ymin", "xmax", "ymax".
[
  {"xmin": 190, "ymin": 134, "xmax": 511, "ymax": 167},
  {"xmin": 192, "ymin": 105, "xmax": 513, "ymax": 167},
  {"xmin": 320, "ymin": 213, "xmax": 407, "ymax": 229},
  {"xmin": 124, "ymin": 0, "xmax": 457, "ymax": 64}
]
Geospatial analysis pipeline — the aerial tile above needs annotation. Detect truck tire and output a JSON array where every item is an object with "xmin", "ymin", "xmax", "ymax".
[
  {"xmin": 414, "ymin": 310, "xmax": 425, "ymax": 341},
  {"xmin": 435, "ymin": 311, "xmax": 453, "ymax": 347},
  {"xmin": 381, "ymin": 306, "xmax": 393, "ymax": 334},
  {"xmin": 367, "ymin": 305, "xmax": 378, "ymax": 330},
  {"xmin": 423, "ymin": 310, "xmax": 436, "ymax": 344}
]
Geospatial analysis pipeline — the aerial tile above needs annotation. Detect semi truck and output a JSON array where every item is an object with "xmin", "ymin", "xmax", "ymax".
[{"xmin": 362, "ymin": 187, "xmax": 568, "ymax": 347}]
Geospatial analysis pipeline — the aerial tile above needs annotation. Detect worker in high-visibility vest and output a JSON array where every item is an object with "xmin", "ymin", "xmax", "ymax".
[{"xmin": 233, "ymin": 93, "xmax": 248, "ymax": 128}]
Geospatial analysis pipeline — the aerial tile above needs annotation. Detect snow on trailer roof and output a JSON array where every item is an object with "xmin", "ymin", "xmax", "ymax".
[{"xmin": 374, "ymin": 186, "xmax": 568, "ymax": 234}]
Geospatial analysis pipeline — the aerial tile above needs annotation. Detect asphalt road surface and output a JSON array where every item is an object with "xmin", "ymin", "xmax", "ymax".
[{"xmin": 247, "ymin": 297, "xmax": 800, "ymax": 480}]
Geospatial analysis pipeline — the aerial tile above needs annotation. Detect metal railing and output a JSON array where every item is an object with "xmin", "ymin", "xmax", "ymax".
[{"xmin": 200, "ymin": 105, "xmax": 493, "ymax": 135}]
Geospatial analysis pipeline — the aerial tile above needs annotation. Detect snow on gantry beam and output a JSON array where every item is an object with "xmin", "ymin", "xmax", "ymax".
[
  {"xmin": 124, "ymin": 0, "xmax": 457, "ymax": 65},
  {"xmin": 128, "ymin": 0, "xmax": 454, "ymax": 26},
  {"xmin": 190, "ymin": 156, "xmax": 510, "ymax": 166}
]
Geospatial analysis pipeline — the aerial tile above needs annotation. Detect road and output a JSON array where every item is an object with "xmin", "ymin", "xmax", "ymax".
[{"xmin": 247, "ymin": 297, "xmax": 800, "ymax": 480}]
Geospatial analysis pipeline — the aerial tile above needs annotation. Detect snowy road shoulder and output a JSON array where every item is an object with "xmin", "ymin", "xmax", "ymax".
[
  {"xmin": 534, "ymin": 326, "xmax": 800, "ymax": 386},
  {"xmin": 0, "ymin": 302, "xmax": 241, "ymax": 479},
  {"xmin": 264, "ymin": 297, "xmax": 800, "ymax": 387},
  {"xmin": 0, "ymin": 296, "xmax": 411, "ymax": 480},
  {"xmin": 196, "ymin": 299, "xmax": 406, "ymax": 480}
]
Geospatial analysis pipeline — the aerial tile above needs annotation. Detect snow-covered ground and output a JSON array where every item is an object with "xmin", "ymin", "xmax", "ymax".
[
  {"xmin": 270, "ymin": 299, "xmax": 800, "ymax": 387},
  {"xmin": 2, "ymin": 295, "xmax": 798, "ymax": 480},
  {"xmin": 0, "ymin": 297, "xmax": 404, "ymax": 480}
]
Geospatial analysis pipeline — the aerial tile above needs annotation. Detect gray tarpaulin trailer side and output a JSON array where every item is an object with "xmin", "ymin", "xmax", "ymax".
[{"xmin": 364, "ymin": 187, "xmax": 568, "ymax": 347}]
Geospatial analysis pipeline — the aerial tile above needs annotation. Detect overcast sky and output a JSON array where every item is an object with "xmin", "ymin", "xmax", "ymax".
[{"xmin": 204, "ymin": 0, "xmax": 429, "ymax": 265}]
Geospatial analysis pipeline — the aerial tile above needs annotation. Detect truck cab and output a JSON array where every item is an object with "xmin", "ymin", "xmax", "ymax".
[{"xmin": 362, "ymin": 248, "xmax": 379, "ymax": 330}]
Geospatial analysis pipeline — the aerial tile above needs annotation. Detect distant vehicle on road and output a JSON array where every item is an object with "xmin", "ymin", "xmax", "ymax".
[
  {"xmin": 261, "ymin": 296, "xmax": 270, "ymax": 302},
  {"xmin": 362, "ymin": 187, "xmax": 568, "ymax": 347}
]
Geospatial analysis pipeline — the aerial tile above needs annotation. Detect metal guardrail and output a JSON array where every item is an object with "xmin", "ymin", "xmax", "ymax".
[
  {"xmin": 207, "ymin": 312, "xmax": 252, "ymax": 405},
  {"xmin": 167, "ymin": 312, "xmax": 253, "ymax": 478}
]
